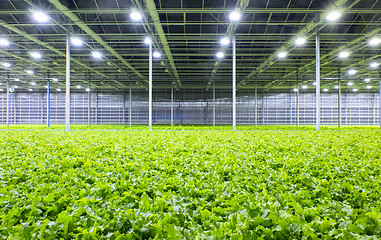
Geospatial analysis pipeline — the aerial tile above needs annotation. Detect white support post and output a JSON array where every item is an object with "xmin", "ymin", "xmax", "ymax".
[
  {"xmin": 65, "ymin": 30, "xmax": 71, "ymax": 131},
  {"xmin": 255, "ymin": 78, "xmax": 258, "ymax": 127},
  {"xmin": 47, "ymin": 79, "xmax": 50, "ymax": 127},
  {"xmin": 171, "ymin": 85, "xmax": 174, "ymax": 126},
  {"xmin": 213, "ymin": 80, "xmax": 216, "ymax": 127},
  {"xmin": 149, "ymin": 43, "xmax": 153, "ymax": 130},
  {"xmin": 6, "ymin": 79, "xmax": 9, "ymax": 127},
  {"xmin": 297, "ymin": 74, "xmax": 299, "ymax": 127},
  {"xmin": 379, "ymin": 80, "xmax": 381, "ymax": 128},
  {"xmin": 232, "ymin": 34, "xmax": 236, "ymax": 131},
  {"xmin": 95, "ymin": 92, "xmax": 98, "ymax": 125},
  {"xmin": 338, "ymin": 75, "xmax": 341, "ymax": 128},
  {"xmin": 315, "ymin": 28, "xmax": 321, "ymax": 130},
  {"xmin": 88, "ymin": 80, "xmax": 91, "ymax": 127},
  {"xmin": 129, "ymin": 80, "xmax": 132, "ymax": 127},
  {"xmin": 122, "ymin": 91, "xmax": 126, "ymax": 125}
]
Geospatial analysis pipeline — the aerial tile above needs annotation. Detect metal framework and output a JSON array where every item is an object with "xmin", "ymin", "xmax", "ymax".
[{"xmin": 0, "ymin": 0, "xmax": 380, "ymax": 128}]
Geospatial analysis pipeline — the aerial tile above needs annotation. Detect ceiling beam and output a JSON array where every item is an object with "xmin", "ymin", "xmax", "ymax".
[
  {"xmin": 44, "ymin": 0, "xmax": 147, "ymax": 88},
  {"xmin": 205, "ymin": 0, "xmax": 251, "ymax": 90},
  {"xmin": 141, "ymin": 0, "xmax": 182, "ymax": 88},
  {"xmin": 237, "ymin": 0, "xmax": 359, "ymax": 89}
]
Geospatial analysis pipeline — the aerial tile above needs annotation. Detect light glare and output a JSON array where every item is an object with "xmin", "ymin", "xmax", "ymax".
[
  {"xmin": 71, "ymin": 37, "xmax": 83, "ymax": 46},
  {"xmin": 216, "ymin": 51, "xmax": 224, "ymax": 59},
  {"xmin": 302, "ymin": 85, "xmax": 308, "ymax": 89},
  {"xmin": 370, "ymin": 62, "xmax": 379, "ymax": 68},
  {"xmin": 369, "ymin": 37, "xmax": 381, "ymax": 46},
  {"xmin": 353, "ymin": 88, "xmax": 358, "ymax": 92},
  {"xmin": 27, "ymin": 70, "xmax": 34, "ymax": 75},
  {"xmin": 153, "ymin": 51, "xmax": 161, "ymax": 58},
  {"xmin": 229, "ymin": 11, "xmax": 241, "ymax": 21},
  {"xmin": 295, "ymin": 37, "xmax": 306, "ymax": 46},
  {"xmin": 323, "ymin": 88, "xmax": 329, "ymax": 92},
  {"xmin": 144, "ymin": 37, "xmax": 152, "ymax": 45},
  {"xmin": 364, "ymin": 78, "xmax": 371, "ymax": 82},
  {"xmin": 30, "ymin": 52, "xmax": 42, "ymax": 59},
  {"xmin": 92, "ymin": 51, "xmax": 102, "ymax": 59},
  {"xmin": 32, "ymin": 11, "xmax": 49, "ymax": 23},
  {"xmin": 278, "ymin": 51, "xmax": 287, "ymax": 58},
  {"xmin": 338, "ymin": 51, "xmax": 350, "ymax": 59},
  {"xmin": 0, "ymin": 38, "xmax": 10, "ymax": 46},
  {"xmin": 2, "ymin": 62, "xmax": 11, "ymax": 68},
  {"xmin": 326, "ymin": 11, "xmax": 341, "ymax": 21},
  {"xmin": 130, "ymin": 11, "xmax": 142, "ymax": 21},
  {"xmin": 366, "ymin": 85, "xmax": 372, "ymax": 89},
  {"xmin": 347, "ymin": 82, "xmax": 353, "ymax": 86},
  {"xmin": 220, "ymin": 37, "xmax": 230, "ymax": 45},
  {"xmin": 348, "ymin": 69, "xmax": 357, "ymax": 75}
]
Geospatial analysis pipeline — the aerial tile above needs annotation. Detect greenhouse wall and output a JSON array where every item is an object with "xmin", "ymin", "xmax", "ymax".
[{"xmin": 0, "ymin": 90, "xmax": 379, "ymax": 125}]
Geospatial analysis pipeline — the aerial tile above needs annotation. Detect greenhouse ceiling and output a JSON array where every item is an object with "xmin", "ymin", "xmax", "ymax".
[{"xmin": 0, "ymin": 0, "xmax": 380, "ymax": 91}]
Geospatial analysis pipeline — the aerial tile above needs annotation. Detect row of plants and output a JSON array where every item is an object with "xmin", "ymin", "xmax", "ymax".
[{"xmin": 0, "ymin": 130, "xmax": 380, "ymax": 239}]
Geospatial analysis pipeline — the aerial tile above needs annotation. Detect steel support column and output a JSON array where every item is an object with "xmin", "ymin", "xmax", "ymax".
[
  {"xmin": 47, "ymin": 79, "xmax": 50, "ymax": 127},
  {"xmin": 171, "ymin": 85, "xmax": 174, "ymax": 126},
  {"xmin": 65, "ymin": 30, "xmax": 71, "ymax": 131},
  {"xmin": 297, "ymin": 74, "xmax": 299, "ymax": 127},
  {"xmin": 149, "ymin": 43, "xmax": 153, "ymax": 130},
  {"xmin": 129, "ymin": 80, "xmax": 132, "ymax": 127},
  {"xmin": 88, "ymin": 80, "xmax": 91, "ymax": 127},
  {"xmin": 338, "ymin": 74, "xmax": 341, "ymax": 128},
  {"xmin": 379, "ymin": 80, "xmax": 381, "ymax": 128},
  {"xmin": 232, "ymin": 34, "xmax": 236, "ymax": 131},
  {"xmin": 6, "ymin": 80, "xmax": 9, "ymax": 127},
  {"xmin": 315, "ymin": 28, "xmax": 321, "ymax": 130},
  {"xmin": 122, "ymin": 91, "xmax": 126, "ymax": 125},
  {"xmin": 213, "ymin": 80, "xmax": 216, "ymax": 127},
  {"xmin": 255, "ymin": 78, "xmax": 257, "ymax": 127}
]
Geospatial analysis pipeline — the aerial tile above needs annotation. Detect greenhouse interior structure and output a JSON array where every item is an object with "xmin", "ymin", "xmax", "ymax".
[{"xmin": 1, "ymin": 0, "xmax": 381, "ymax": 239}]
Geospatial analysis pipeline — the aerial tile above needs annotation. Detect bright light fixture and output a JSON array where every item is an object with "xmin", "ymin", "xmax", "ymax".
[
  {"xmin": 366, "ymin": 85, "xmax": 372, "ymax": 89},
  {"xmin": 130, "ymin": 11, "xmax": 142, "ymax": 21},
  {"xmin": 347, "ymin": 82, "xmax": 353, "ymax": 86},
  {"xmin": 71, "ymin": 36, "xmax": 83, "ymax": 46},
  {"xmin": 77, "ymin": 85, "xmax": 82, "ymax": 89},
  {"xmin": 353, "ymin": 88, "xmax": 358, "ymax": 92},
  {"xmin": 14, "ymin": 78, "xmax": 20, "ymax": 81},
  {"xmin": 57, "ymin": 88, "xmax": 61, "ymax": 91},
  {"xmin": 2, "ymin": 62, "xmax": 11, "ymax": 68},
  {"xmin": 326, "ymin": 11, "xmax": 341, "ymax": 22},
  {"xmin": 364, "ymin": 78, "xmax": 371, "ymax": 82},
  {"xmin": 153, "ymin": 51, "xmax": 161, "ymax": 58},
  {"xmin": 52, "ymin": 78, "xmax": 58, "ymax": 82},
  {"xmin": 323, "ymin": 88, "xmax": 329, "ymax": 92},
  {"xmin": 302, "ymin": 85, "xmax": 308, "ymax": 89},
  {"xmin": 92, "ymin": 51, "xmax": 102, "ymax": 59},
  {"xmin": 220, "ymin": 37, "xmax": 230, "ymax": 45},
  {"xmin": 229, "ymin": 11, "xmax": 241, "ymax": 21},
  {"xmin": 32, "ymin": 10, "xmax": 49, "ymax": 23},
  {"xmin": 144, "ymin": 37, "xmax": 152, "ymax": 45},
  {"xmin": 293, "ymin": 88, "xmax": 298, "ymax": 92},
  {"xmin": 0, "ymin": 38, "xmax": 10, "ymax": 46},
  {"xmin": 0, "ymin": 89, "xmax": 3, "ymax": 91},
  {"xmin": 31, "ymin": 82, "xmax": 36, "ymax": 86},
  {"xmin": 14, "ymin": 86, "xmax": 18, "ymax": 88},
  {"xmin": 295, "ymin": 37, "xmax": 306, "ymax": 46},
  {"xmin": 26, "ymin": 70, "xmax": 34, "ymax": 75},
  {"xmin": 86, "ymin": 88, "xmax": 90, "ymax": 92},
  {"xmin": 216, "ymin": 51, "xmax": 224, "ymax": 59},
  {"xmin": 312, "ymin": 82, "xmax": 317, "ymax": 86},
  {"xmin": 338, "ymin": 50, "xmax": 350, "ymax": 59},
  {"xmin": 334, "ymin": 85, "xmax": 339, "ymax": 89},
  {"xmin": 370, "ymin": 62, "xmax": 379, "ymax": 68},
  {"xmin": 278, "ymin": 51, "xmax": 287, "ymax": 58},
  {"xmin": 30, "ymin": 52, "xmax": 42, "ymax": 59},
  {"xmin": 348, "ymin": 69, "xmax": 357, "ymax": 75},
  {"xmin": 368, "ymin": 37, "xmax": 381, "ymax": 46}
]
